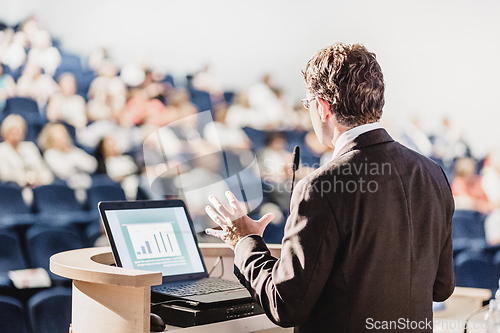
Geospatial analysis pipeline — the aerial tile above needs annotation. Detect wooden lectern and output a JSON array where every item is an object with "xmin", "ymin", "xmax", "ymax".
[{"xmin": 50, "ymin": 246, "xmax": 162, "ymax": 333}]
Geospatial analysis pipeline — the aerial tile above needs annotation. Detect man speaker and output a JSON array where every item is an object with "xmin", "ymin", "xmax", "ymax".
[{"xmin": 205, "ymin": 42, "xmax": 455, "ymax": 332}]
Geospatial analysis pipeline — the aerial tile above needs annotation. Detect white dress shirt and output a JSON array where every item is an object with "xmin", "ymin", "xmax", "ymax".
[{"xmin": 331, "ymin": 122, "xmax": 382, "ymax": 160}]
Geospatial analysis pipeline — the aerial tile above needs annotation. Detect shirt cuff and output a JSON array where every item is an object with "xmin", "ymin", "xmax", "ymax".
[{"xmin": 234, "ymin": 234, "xmax": 259, "ymax": 254}]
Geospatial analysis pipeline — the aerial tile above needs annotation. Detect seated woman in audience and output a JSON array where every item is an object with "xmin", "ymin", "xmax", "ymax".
[
  {"xmin": 257, "ymin": 132, "xmax": 293, "ymax": 211},
  {"xmin": 88, "ymin": 60, "xmax": 127, "ymax": 109},
  {"xmin": 26, "ymin": 29, "xmax": 61, "ymax": 76},
  {"xmin": 46, "ymin": 73, "xmax": 87, "ymax": 130},
  {"xmin": 94, "ymin": 136, "xmax": 139, "ymax": 199},
  {"xmin": 38, "ymin": 123, "xmax": 97, "ymax": 190},
  {"xmin": 451, "ymin": 157, "xmax": 491, "ymax": 213},
  {"xmin": 0, "ymin": 114, "xmax": 54, "ymax": 189},
  {"xmin": 482, "ymin": 150, "xmax": 500, "ymax": 208},
  {"xmin": 16, "ymin": 64, "xmax": 58, "ymax": 110},
  {"xmin": 203, "ymin": 103, "xmax": 251, "ymax": 150},
  {"xmin": 122, "ymin": 87, "xmax": 168, "ymax": 126}
]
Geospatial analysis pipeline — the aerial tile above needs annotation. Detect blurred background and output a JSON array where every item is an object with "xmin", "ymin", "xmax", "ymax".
[{"xmin": 0, "ymin": 1, "xmax": 499, "ymax": 332}]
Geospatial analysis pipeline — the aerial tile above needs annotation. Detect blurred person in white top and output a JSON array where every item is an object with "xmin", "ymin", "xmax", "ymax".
[
  {"xmin": 47, "ymin": 73, "xmax": 87, "ymax": 130},
  {"xmin": 203, "ymin": 104, "xmax": 251, "ymax": 150},
  {"xmin": 246, "ymin": 74, "xmax": 287, "ymax": 130},
  {"xmin": 38, "ymin": 123, "xmax": 97, "ymax": 190},
  {"xmin": 26, "ymin": 30, "xmax": 61, "ymax": 76},
  {"xmin": 482, "ymin": 151, "xmax": 500, "ymax": 246},
  {"xmin": 1, "ymin": 30, "xmax": 27, "ymax": 71},
  {"xmin": 88, "ymin": 60, "xmax": 127, "ymax": 110},
  {"xmin": 16, "ymin": 64, "xmax": 58, "ymax": 108},
  {"xmin": 0, "ymin": 114, "xmax": 54, "ymax": 188}
]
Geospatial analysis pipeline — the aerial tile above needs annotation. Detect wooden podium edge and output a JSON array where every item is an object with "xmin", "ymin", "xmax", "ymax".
[{"xmin": 50, "ymin": 246, "xmax": 162, "ymax": 287}]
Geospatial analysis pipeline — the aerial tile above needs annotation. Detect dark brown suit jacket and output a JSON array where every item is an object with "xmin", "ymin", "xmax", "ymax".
[{"xmin": 234, "ymin": 128, "xmax": 455, "ymax": 332}]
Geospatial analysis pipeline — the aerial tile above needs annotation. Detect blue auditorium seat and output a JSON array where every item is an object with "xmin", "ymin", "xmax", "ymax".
[
  {"xmin": 0, "ymin": 184, "xmax": 36, "ymax": 228},
  {"xmin": 54, "ymin": 52, "xmax": 83, "ymax": 79},
  {"xmin": 454, "ymin": 251, "xmax": 498, "ymax": 292},
  {"xmin": 452, "ymin": 210, "xmax": 487, "ymax": 252},
  {"xmin": 87, "ymin": 184, "xmax": 126, "ymax": 213},
  {"xmin": 285, "ymin": 130, "xmax": 321, "ymax": 168},
  {"xmin": 189, "ymin": 88, "xmax": 212, "ymax": 113},
  {"xmin": 162, "ymin": 74, "xmax": 175, "ymax": 88},
  {"xmin": 242, "ymin": 127, "xmax": 266, "ymax": 152},
  {"xmin": 223, "ymin": 91, "xmax": 234, "ymax": 105},
  {"xmin": 0, "ymin": 295, "xmax": 30, "ymax": 333},
  {"xmin": 3, "ymin": 97, "xmax": 44, "ymax": 125},
  {"xmin": 32, "ymin": 184, "xmax": 96, "ymax": 228},
  {"xmin": 75, "ymin": 70, "xmax": 96, "ymax": 100},
  {"xmin": 27, "ymin": 287, "xmax": 72, "ymax": 333},
  {"xmin": 91, "ymin": 174, "xmax": 120, "ymax": 187},
  {"xmin": 85, "ymin": 184, "xmax": 126, "ymax": 245},
  {"xmin": 25, "ymin": 225, "xmax": 84, "ymax": 282},
  {"xmin": 0, "ymin": 228, "xmax": 28, "ymax": 273}
]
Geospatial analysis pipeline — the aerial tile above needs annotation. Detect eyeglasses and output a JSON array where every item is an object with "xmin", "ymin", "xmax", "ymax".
[{"xmin": 301, "ymin": 97, "xmax": 316, "ymax": 109}]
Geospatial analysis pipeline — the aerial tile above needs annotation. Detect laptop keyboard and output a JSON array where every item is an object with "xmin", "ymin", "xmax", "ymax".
[{"xmin": 155, "ymin": 278, "xmax": 245, "ymax": 297}]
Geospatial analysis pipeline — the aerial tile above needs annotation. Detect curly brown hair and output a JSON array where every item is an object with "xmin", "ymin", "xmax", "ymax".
[{"xmin": 303, "ymin": 42, "xmax": 385, "ymax": 127}]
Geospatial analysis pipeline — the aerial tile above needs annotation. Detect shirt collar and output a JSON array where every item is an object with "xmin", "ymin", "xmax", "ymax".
[{"xmin": 331, "ymin": 122, "xmax": 382, "ymax": 160}]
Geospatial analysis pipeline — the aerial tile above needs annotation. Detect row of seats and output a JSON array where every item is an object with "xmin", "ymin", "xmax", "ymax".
[
  {"xmin": 452, "ymin": 209, "xmax": 500, "ymax": 293},
  {"xmin": 0, "ymin": 287, "xmax": 71, "ymax": 333},
  {"xmin": 0, "ymin": 181, "xmax": 125, "ymax": 246},
  {"xmin": 454, "ymin": 250, "xmax": 500, "ymax": 293},
  {"xmin": 0, "ymin": 224, "xmax": 85, "ymax": 283},
  {"xmin": 452, "ymin": 209, "xmax": 491, "ymax": 254}
]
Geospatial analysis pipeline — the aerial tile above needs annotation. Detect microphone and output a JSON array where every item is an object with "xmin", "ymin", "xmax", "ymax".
[{"xmin": 290, "ymin": 146, "xmax": 300, "ymax": 201}]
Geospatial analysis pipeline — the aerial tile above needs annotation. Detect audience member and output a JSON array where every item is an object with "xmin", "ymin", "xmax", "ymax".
[
  {"xmin": 257, "ymin": 131, "xmax": 293, "ymax": 210},
  {"xmin": 166, "ymin": 88, "xmax": 198, "ymax": 122},
  {"xmin": 95, "ymin": 136, "xmax": 139, "ymax": 198},
  {"xmin": 178, "ymin": 146, "xmax": 229, "ymax": 234},
  {"xmin": 293, "ymin": 102, "xmax": 313, "ymax": 131},
  {"xmin": 2, "ymin": 30, "xmax": 27, "ymax": 71},
  {"xmin": 451, "ymin": 157, "xmax": 491, "ymax": 213},
  {"xmin": 203, "ymin": 103, "xmax": 251, "ymax": 150},
  {"xmin": 400, "ymin": 116, "xmax": 433, "ymax": 157},
  {"xmin": 122, "ymin": 88, "xmax": 167, "ymax": 126},
  {"xmin": 482, "ymin": 150, "xmax": 500, "ymax": 208},
  {"xmin": 192, "ymin": 64, "xmax": 224, "ymax": 105},
  {"xmin": 88, "ymin": 60, "xmax": 127, "ymax": 110},
  {"xmin": 432, "ymin": 117, "xmax": 469, "ymax": 167},
  {"xmin": 0, "ymin": 114, "xmax": 54, "ymax": 188},
  {"xmin": 38, "ymin": 123, "xmax": 97, "ymax": 190},
  {"xmin": 26, "ymin": 29, "xmax": 61, "ymax": 76},
  {"xmin": 16, "ymin": 64, "xmax": 58, "ymax": 109},
  {"xmin": 47, "ymin": 73, "xmax": 87, "ymax": 130},
  {"xmin": 225, "ymin": 91, "xmax": 257, "ymax": 129},
  {"xmin": 247, "ymin": 74, "xmax": 286, "ymax": 129}
]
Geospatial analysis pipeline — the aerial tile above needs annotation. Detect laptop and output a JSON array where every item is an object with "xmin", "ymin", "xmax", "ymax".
[{"xmin": 99, "ymin": 199, "xmax": 252, "ymax": 307}]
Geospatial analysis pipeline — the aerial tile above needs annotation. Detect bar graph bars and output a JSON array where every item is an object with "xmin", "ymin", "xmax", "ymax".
[{"xmin": 127, "ymin": 222, "xmax": 181, "ymax": 260}]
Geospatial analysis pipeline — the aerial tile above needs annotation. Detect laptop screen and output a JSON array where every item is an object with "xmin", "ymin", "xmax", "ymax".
[{"xmin": 103, "ymin": 205, "xmax": 205, "ymax": 277}]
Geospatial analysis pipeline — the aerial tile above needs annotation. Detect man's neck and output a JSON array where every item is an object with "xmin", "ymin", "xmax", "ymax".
[{"xmin": 331, "ymin": 124, "xmax": 353, "ymax": 148}]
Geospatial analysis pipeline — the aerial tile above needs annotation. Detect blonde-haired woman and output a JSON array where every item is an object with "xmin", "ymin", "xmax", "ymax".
[
  {"xmin": 0, "ymin": 114, "xmax": 53, "ymax": 188},
  {"xmin": 38, "ymin": 122, "xmax": 97, "ymax": 190}
]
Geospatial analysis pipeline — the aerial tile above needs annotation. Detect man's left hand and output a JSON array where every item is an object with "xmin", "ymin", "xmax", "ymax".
[{"xmin": 205, "ymin": 191, "xmax": 275, "ymax": 250}]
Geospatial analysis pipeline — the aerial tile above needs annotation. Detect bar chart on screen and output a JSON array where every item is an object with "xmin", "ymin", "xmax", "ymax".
[{"xmin": 126, "ymin": 222, "xmax": 182, "ymax": 260}]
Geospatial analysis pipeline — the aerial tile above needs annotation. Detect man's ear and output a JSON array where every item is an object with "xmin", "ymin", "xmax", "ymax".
[{"xmin": 317, "ymin": 97, "xmax": 331, "ymax": 122}]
